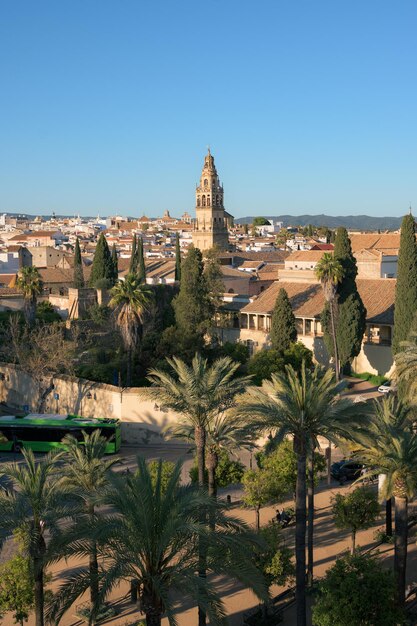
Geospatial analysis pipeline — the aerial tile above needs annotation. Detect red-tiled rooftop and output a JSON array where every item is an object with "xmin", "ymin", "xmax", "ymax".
[{"xmin": 241, "ymin": 278, "xmax": 396, "ymax": 325}]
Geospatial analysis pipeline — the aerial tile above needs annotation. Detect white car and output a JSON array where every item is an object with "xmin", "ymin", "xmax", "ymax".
[{"xmin": 378, "ymin": 380, "xmax": 397, "ymax": 394}]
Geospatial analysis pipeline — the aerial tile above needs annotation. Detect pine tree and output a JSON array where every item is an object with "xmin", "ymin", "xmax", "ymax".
[
  {"xmin": 393, "ymin": 213, "xmax": 417, "ymax": 354},
  {"xmin": 137, "ymin": 237, "xmax": 146, "ymax": 283},
  {"xmin": 89, "ymin": 232, "xmax": 114, "ymax": 288},
  {"xmin": 129, "ymin": 234, "xmax": 138, "ymax": 274},
  {"xmin": 173, "ymin": 246, "xmax": 211, "ymax": 336},
  {"xmin": 270, "ymin": 288, "xmax": 297, "ymax": 352},
  {"xmin": 324, "ymin": 227, "xmax": 366, "ymax": 371},
  {"xmin": 111, "ymin": 244, "xmax": 119, "ymax": 284},
  {"xmin": 175, "ymin": 232, "xmax": 181, "ymax": 281},
  {"xmin": 73, "ymin": 237, "xmax": 84, "ymax": 289}
]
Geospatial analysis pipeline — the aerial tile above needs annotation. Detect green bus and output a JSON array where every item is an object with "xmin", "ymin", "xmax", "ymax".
[{"xmin": 0, "ymin": 413, "xmax": 121, "ymax": 454}]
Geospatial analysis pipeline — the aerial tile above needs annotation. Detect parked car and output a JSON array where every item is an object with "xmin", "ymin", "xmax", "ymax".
[
  {"xmin": 330, "ymin": 459, "xmax": 363, "ymax": 483},
  {"xmin": 378, "ymin": 380, "xmax": 397, "ymax": 394}
]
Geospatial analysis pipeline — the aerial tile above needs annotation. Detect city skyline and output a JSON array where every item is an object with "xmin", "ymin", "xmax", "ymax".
[{"xmin": 2, "ymin": 1, "xmax": 417, "ymax": 217}]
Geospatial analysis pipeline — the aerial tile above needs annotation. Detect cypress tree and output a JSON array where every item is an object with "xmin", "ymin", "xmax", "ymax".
[
  {"xmin": 137, "ymin": 237, "xmax": 146, "ymax": 283},
  {"xmin": 173, "ymin": 246, "xmax": 211, "ymax": 335},
  {"xmin": 111, "ymin": 243, "xmax": 119, "ymax": 284},
  {"xmin": 73, "ymin": 237, "xmax": 85, "ymax": 289},
  {"xmin": 324, "ymin": 227, "xmax": 366, "ymax": 371},
  {"xmin": 175, "ymin": 232, "xmax": 181, "ymax": 281},
  {"xmin": 129, "ymin": 234, "xmax": 138, "ymax": 274},
  {"xmin": 393, "ymin": 214, "xmax": 417, "ymax": 354},
  {"xmin": 89, "ymin": 232, "xmax": 114, "ymax": 287},
  {"xmin": 270, "ymin": 288, "xmax": 297, "ymax": 352}
]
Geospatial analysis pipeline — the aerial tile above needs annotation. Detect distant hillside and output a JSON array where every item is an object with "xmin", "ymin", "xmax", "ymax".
[{"xmin": 235, "ymin": 214, "xmax": 403, "ymax": 231}]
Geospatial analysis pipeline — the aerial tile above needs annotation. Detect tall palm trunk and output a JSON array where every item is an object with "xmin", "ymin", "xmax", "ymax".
[
  {"xmin": 307, "ymin": 448, "xmax": 314, "ymax": 587},
  {"xmin": 255, "ymin": 505, "xmax": 260, "ymax": 532},
  {"xmin": 195, "ymin": 425, "xmax": 207, "ymax": 626},
  {"xmin": 88, "ymin": 504, "xmax": 99, "ymax": 606},
  {"xmin": 295, "ymin": 437, "xmax": 307, "ymax": 626},
  {"xmin": 34, "ymin": 560, "xmax": 44, "ymax": 626},
  {"xmin": 386, "ymin": 497, "xmax": 393, "ymax": 537},
  {"xmin": 206, "ymin": 449, "xmax": 218, "ymax": 531},
  {"xmin": 126, "ymin": 347, "xmax": 132, "ymax": 387},
  {"xmin": 142, "ymin": 587, "xmax": 162, "ymax": 626},
  {"xmin": 351, "ymin": 530, "xmax": 357, "ymax": 554},
  {"xmin": 329, "ymin": 298, "xmax": 339, "ymax": 381},
  {"xmin": 394, "ymin": 494, "xmax": 408, "ymax": 605}
]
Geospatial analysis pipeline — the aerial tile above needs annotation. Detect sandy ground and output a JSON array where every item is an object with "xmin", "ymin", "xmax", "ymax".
[{"xmin": 2, "ymin": 438, "xmax": 415, "ymax": 626}]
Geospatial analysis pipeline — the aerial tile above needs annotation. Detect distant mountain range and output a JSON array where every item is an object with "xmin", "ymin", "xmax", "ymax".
[{"xmin": 235, "ymin": 214, "xmax": 403, "ymax": 231}]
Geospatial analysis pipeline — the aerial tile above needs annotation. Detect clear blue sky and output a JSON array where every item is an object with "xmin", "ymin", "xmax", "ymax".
[{"xmin": 1, "ymin": 0, "xmax": 417, "ymax": 218}]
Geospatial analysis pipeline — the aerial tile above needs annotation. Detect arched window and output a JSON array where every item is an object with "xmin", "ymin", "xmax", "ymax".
[
  {"xmin": 216, "ymin": 194, "xmax": 219, "ymax": 206},
  {"xmin": 197, "ymin": 197, "xmax": 201, "ymax": 207},
  {"xmin": 202, "ymin": 195, "xmax": 206, "ymax": 207},
  {"xmin": 207, "ymin": 196, "xmax": 210, "ymax": 206},
  {"xmin": 204, "ymin": 178, "xmax": 208, "ymax": 187}
]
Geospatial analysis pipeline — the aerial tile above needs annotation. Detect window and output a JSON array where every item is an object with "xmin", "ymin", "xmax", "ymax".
[
  {"xmin": 204, "ymin": 179, "xmax": 208, "ymax": 187},
  {"xmin": 202, "ymin": 195, "xmax": 206, "ymax": 207},
  {"xmin": 197, "ymin": 197, "xmax": 201, "ymax": 207},
  {"xmin": 207, "ymin": 196, "xmax": 210, "ymax": 206}
]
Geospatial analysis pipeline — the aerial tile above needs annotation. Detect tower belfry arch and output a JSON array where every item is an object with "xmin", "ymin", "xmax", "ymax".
[{"xmin": 192, "ymin": 149, "xmax": 232, "ymax": 251}]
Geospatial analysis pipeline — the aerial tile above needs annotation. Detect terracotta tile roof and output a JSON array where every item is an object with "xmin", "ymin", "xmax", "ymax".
[
  {"xmin": 349, "ymin": 233, "xmax": 400, "ymax": 253},
  {"xmin": 241, "ymin": 278, "xmax": 396, "ymax": 325},
  {"xmin": 286, "ymin": 250, "xmax": 326, "ymax": 262}
]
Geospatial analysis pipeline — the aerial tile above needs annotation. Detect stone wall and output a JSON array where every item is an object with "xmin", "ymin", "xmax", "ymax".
[{"xmin": 0, "ymin": 364, "xmax": 183, "ymax": 446}]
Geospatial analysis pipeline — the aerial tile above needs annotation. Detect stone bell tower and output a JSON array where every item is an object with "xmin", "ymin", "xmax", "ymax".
[{"xmin": 192, "ymin": 149, "xmax": 232, "ymax": 251}]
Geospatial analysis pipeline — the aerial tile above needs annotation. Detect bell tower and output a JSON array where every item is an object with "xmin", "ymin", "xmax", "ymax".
[{"xmin": 192, "ymin": 149, "xmax": 232, "ymax": 251}]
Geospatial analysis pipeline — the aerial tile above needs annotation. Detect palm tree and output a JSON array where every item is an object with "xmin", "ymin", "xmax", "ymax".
[
  {"xmin": 109, "ymin": 274, "xmax": 152, "ymax": 386},
  {"xmin": 351, "ymin": 396, "xmax": 417, "ymax": 606},
  {"xmin": 17, "ymin": 266, "xmax": 43, "ymax": 326},
  {"xmin": 238, "ymin": 363, "xmax": 363, "ymax": 626},
  {"xmin": 48, "ymin": 458, "xmax": 268, "ymax": 626},
  {"xmin": 144, "ymin": 354, "xmax": 251, "ymax": 626},
  {"xmin": 167, "ymin": 412, "xmax": 254, "ymax": 499},
  {"xmin": 0, "ymin": 449, "xmax": 71, "ymax": 626},
  {"xmin": 394, "ymin": 329, "xmax": 417, "ymax": 401},
  {"xmin": 314, "ymin": 252, "xmax": 344, "ymax": 380},
  {"xmin": 61, "ymin": 430, "xmax": 119, "ymax": 608}
]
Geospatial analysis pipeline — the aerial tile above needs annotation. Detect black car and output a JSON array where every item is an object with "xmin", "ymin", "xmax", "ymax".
[{"xmin": 330, "ymin": 459, "xmax": 363, "ymax": 483}]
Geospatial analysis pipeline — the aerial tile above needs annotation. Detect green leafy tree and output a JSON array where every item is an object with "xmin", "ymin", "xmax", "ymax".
[
  {"xmin": 351, "ymin": 396, "xmax": 417, "ymax": 605},
  {"xmin": 256, "ymin": 522, "xmax": 295, "ymax": 587},
  {"xmin": 257, "ymin": 439, "xmax": 326, "ymax": 494},
  {"xmin": 48, "ymin": 458, "xmax": 268, "ymax": 626},
  {"xmin": 312, "ymin": 552, "xmax": 405, "ymax": 626},
  {"xmin": 0, "ymin": 450, "xmax": 71, "ymax": 626},
  {"xmin": 189, "ymin": 450, "xmax": 245, "ymax": 490},
  {"xmin": 239, "ymin": 364, "xmax": 363, "ymax": 626},
  {"xmin": 60, "ymin": 430, "xmax": 118, "ymax": 608},
  {"xmin": 327, "ymin": 228, "xmax": 366, "ymax": 372},
  {"xmin": 172, "ymin": 246, "xmax": 211, "ymax": 338},
  {"xmin": 332, "ymin": 488, "xmax": 380, "ymax": 553},
  {"xmin": 137, "ymin": 237, "xmax": 146, "ymax": 283},
  {"xmin": 174, "ymin": 413, "xmax": 250, "ymax": 499},
  {"xmin": 315, "ymin": 252, "xmax": 344, "ymax": 379},
  {"xmin": 0, "ymin": 553, "xmax": 35, "ymax": 626},
  {"xmin": 203, "ymin": 247, "xmax": 225, "ymax": 313},
  {"xmin": 242, "ymin": 467, "xmax": 287, "ymax": 531},
  {"xmin": 129, "ymin": 234, "xmax": 138, "ymax": 274},
  {"xmin": 90, "ymin": 233, "xmax": 115, "ymax": 288},
  {"xmin": 270, "ymin": 288, "xmax": 297, "ymax": 352},
  {"xmin": 109, "ymin": 275, "xmax": 153, "ymax": 385},
  {"xmin": 147, "ymin": 459, "xmax": 176, "ymax": 493},
  {"xmin": 175, "ymin": 232, "xmax": 181, "ymax": 281},
  {"xmin": 393, "ymin": 213, "xmax": 417, "ymax": 354},
  {"xmin": 247, "ymin": 344, "xmax": 313, "ymax": 386},
  {"xmin": 73, "ymin": 237, "xmax": 85, "ymax": 289},
  {"xmin": 111, "ymin": 243, "xmax": 118, "ymax": 283},
  {"xmin": 35, "ymin": 301, "xmax": 61, "ymax": 324},
  {"xmin": 17, "ymin": 266, "xmax": 43, "ymax": 326},
  {"xmin": 253, "ymin": 217, "xmax": 270, "ymax": 226}
]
